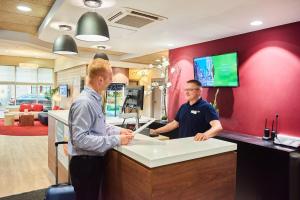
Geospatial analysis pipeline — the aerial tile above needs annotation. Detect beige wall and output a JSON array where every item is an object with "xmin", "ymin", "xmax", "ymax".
[
  {"xmin": 56, "ymin": 65, "xmax": 87, "ymax": 109},
  {"xmin": 112, "ymin": 68, "xmax": 129, "ymax": 84},
  {"xmin": 128, "ymin": 68, "xmax": 163, "ymax": 118},
  {"xmin": 56, "ymin": 65, "xmax": 129, "ymax": 109},
  {"xmin": 0, "ymin": 55, "xmax": 54, "ymax": 68},
  {"xmin": 54, "ymin": 56, "xmax": 159, "ymax": 117},
  {"xmin": 54, "ymin": 56, "xmax": 88, "ymax": 72}
]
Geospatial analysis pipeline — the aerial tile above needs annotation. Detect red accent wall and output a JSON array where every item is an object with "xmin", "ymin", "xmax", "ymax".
[{"xmin": 168, "ymin": 22, "xmax": 300, "ymax": 137}]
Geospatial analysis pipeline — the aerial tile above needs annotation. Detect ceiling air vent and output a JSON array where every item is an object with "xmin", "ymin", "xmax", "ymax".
[{"xmin": 107, "ymin": 7, "xmax": 167, "ymax": 29}]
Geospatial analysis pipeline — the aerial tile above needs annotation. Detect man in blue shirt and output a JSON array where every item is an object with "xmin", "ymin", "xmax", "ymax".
[
  {"xmin": 151, "ymin": 80, "xmax": 222, "ymax": 141},
  {"xmin": 68, "ymin": 58, "xmax": 134, "ymax": 200}
]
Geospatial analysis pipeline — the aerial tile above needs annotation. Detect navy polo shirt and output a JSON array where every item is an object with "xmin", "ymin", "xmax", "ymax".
[{"xmin": 175, "ymin": 98, "xmax": 219, "ymax": 138}]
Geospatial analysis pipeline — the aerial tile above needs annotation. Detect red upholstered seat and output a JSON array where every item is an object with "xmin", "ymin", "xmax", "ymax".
[
  {"xmin": 52, "ymin": 106, "xmax": 60, "ymax": 110},
  {"xmin": 32, "ymin": 103, "xmax": 44, "ymax": 111},
  {"xmin": 19, "ymin": 103, "xmax": 32, "ymax": 112}
]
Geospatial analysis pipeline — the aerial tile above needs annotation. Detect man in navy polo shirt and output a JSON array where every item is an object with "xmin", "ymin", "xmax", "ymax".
[{"xmin": 151, "ymin": 80, "xmax": 222, "ymax": 141}]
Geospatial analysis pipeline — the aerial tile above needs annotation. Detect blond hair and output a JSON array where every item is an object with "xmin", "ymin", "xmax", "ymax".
[{"xmin": 87, "ymin": 58, "xmax": 111, "ymax": 81}]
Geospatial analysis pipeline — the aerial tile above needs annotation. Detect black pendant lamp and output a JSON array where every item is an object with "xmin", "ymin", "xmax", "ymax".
[
  {"xmin": 76, "ymin": 11, "xmax": 110, "ymax": 42},
  {"xmin": 52, "ymin": 35, "xmax": 78, "ymax": 55},
  {"xmin": 93, "ymin": 53, "xmax": 109, "ymax": 60}
]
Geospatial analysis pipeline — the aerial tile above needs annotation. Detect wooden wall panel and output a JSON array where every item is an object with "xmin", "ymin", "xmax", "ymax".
[
  {"xmin": 0, "ymin": 55, "xmax": 54, "ymax": 68},
  {"xmin": 0, "ymin": 0, "xmax": 55, "ymax": 34}
]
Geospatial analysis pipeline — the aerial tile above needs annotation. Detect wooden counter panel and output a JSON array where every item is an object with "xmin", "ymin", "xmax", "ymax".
[
  {"xmin": 103, "ymin": 150, "xmax": 152, "ymax": 200},
  {"xmin": 103, "ymin": 150, "xmax": 236, "ymax": 200},
  {"xmin": 152, "ymin": 152, "xmax": 236, "ymax": 200}
]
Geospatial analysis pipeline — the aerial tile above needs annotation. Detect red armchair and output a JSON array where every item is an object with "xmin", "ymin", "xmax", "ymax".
[
  {"xmin": 32, "ymin": 103, "xmax": 44, "ymax": 111},
  {"xmin": 52, "ymin": 106, "xmax": 61, "ymax": 110},
  {"xmin": 19, "ymin": 103, "xmax": 32, "ymax": 112}
]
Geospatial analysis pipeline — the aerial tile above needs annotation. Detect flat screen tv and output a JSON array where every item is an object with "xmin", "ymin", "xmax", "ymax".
[
  {"xmin": 193, "ymin": 52, "xmax": 238, "ymax": 87},
  {"xmin": 59, "ymin": 84, "xmax": 68, "ymax": 97}
]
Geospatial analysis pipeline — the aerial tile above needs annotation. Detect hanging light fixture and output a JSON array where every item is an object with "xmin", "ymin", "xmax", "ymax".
[
  {"xmin": 75, "ymin": 0, "xmax": 109, "ymax": 42},
  {"xmin": 75, "ymin": 11, "xmax": 109, "ymax": 42},
  {"xmin": 93, "ymin": 53, "xmax": 109, "ymax": 60},
  {"xmin": 52, "ymin": 35, "xmax": 78, "ymax": 55}
]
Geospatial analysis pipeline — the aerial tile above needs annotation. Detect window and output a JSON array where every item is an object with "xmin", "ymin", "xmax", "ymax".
[
  {"xmin": 14, "ymin": 85, "xmax": 52, "ymax": 107},
  {"xmin": 38, "ymin": 85, "xmax": 52, "ymax": 108},
  {"xmin": 0, "ymin": 66, "xmax": 15, "ymax": 82},
  {"xmin": 0, "ymin": 65, "xmax": 53, "ymax": 107},
  {"xmin": 16, "ymin": 85, "xmax": 38, "ymax": 105},
  {"xmin": 0, "ymin": 85, "xmax": 15, "ymax": 106},
  {"xmin": 38, "ymin": 68, "xmax": 53, "ymax": 83},
  {"xmin": 16, "ymin": 67, "xmax": 37, "ymax": 83}
]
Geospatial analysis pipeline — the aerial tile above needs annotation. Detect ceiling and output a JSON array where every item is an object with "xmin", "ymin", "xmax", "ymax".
[
  {"xmin": 0, "ymin": 39, "xmax": 58, "ymax": 59},
  {"xmin": 0, "ymin": 0, "xmax": 300, "ymax": 65},
  {"xmin": 0, "ymin": 0, "xmax": 55, "ymax": 35},
  {"xmin": 123, "ymin": 51, "xmax": 169, "ymax": 65}
]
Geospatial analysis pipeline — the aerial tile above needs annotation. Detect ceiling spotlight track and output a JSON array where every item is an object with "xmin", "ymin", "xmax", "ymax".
[{"xmin": 84, "ymin": 0, "xmax": 102, "ymax": 8}]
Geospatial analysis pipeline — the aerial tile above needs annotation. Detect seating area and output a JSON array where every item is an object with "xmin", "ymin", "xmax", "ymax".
[
  {"xmin": 1, "ymin": 104, "xmax": 62, "ymax": 126},
  {"xmin": 38, "ymin": 112, "xmax": 48, "ymax": 126},
  {"xmin": 7, "ymin": 103, "xmax": 45, "ymax": 120}
]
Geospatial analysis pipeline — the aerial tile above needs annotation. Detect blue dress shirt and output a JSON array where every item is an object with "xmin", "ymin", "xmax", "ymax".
[{"xmin": 68, "ymin": 86, "xmax": 121, "ymax": 156}]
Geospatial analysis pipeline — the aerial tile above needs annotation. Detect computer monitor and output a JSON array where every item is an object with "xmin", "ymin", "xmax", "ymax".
[
  {"xmin": 122, "ymin": 86, "xmax": 144, "ymax": 111},
  {"xmin": 59, "ymin": 84, "xmax": 68, "ymax": 97}
]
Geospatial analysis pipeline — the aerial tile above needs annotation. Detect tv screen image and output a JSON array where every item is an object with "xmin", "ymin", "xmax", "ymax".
[
  {"xmin": 59, "ymin": 85, "xmax": 68, "ymax": 97},
  {"xmin": 194, "ymin": 52, "xmax": 238, "ymax": 87}
]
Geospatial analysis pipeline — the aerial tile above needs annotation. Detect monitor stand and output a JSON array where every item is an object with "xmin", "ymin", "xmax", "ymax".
[{"xmin": 119, "ymin": 109, "xmax": 140, "ymax": 130}]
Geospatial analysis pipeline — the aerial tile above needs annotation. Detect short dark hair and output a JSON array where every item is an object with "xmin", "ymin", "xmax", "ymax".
[{"xmin": 187, "ymin": 79, "xmax": 202, "ymax": 87}]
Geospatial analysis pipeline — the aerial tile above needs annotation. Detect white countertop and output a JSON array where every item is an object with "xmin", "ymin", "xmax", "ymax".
[
  {"xmin": 48, "ymin": 110, "xmax": 153, "ymax": 125},
  {"xmin": 48, "ymin": 110, "xmax": 69, "ymax": 124},
  {"xmin": 115, "ymin": 133, "xmax": 236, "ymax": 168},
  {"xmin": 48, "ymin": 110, "xmax": 237, "ymax": 168}
]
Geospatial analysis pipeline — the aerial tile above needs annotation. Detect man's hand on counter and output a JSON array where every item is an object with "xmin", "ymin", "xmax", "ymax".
[
  {"xmin": 120, "ymin": 128, "xmax": 134, "ymax": 136},
  {"xmin": 194, "ymin": 133, "xmax": 208, "ymax": 141},
  {"xmin": 120, "ymin": 128, "xmax": 135, "ymax": 145},
  {"xmin": 149, "ymin": 129, "xmax": 159, "ymax": 137}
]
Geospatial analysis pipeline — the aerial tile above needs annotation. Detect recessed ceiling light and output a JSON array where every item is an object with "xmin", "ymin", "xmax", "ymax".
[
  {"xmin": 167, "ymin": 43, "xmax": 174, "ymax": 47},
  {"xmin": 96, "ymin": 45, "xmax": 107, "ymax": 50},
  {"xmin": 50, "ymin": 22, "xmax": 75, "ymax": 31},
  {"xmin": 59, "ymin": 24, "xmax": 72, "ymax": 31},
  {"xmin": 17, "ymin": 5, "xmax": 32, "ymax": 12},
  {"xmin": 250, "ymin": 20, "xmax": 263, "ymax": 26},
  {"xmin": 69, "ymin": 0, "xmax": 115, "ymax": 8},
  {"xmin": 84, "ymin": 0, "xmax": 102, "ymax": 8},
  {"xmin": 92, "ymin": 44, "xmax": 111, "ymax": 50}
]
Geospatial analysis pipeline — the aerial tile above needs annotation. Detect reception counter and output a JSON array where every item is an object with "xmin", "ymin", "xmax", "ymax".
[{"xmin": 48, "ymin": 110, "xmax": 237, "ymax": 200}]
